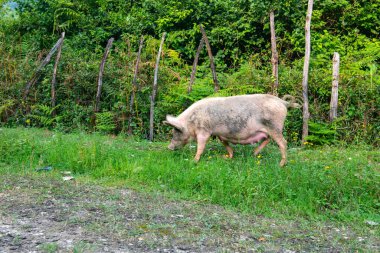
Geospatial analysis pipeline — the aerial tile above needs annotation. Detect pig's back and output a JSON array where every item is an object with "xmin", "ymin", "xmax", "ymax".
[{"xmin": 181, "ymin": 94, "xmax": 287, "ymax": 135}]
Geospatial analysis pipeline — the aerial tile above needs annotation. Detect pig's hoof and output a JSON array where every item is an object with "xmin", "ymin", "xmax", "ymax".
[{"xmin": 280, "ymin": 160, "xmax": 287, "ymax": 167}]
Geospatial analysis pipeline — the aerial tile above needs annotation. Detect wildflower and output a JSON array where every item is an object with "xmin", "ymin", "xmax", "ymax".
[{"xmin": 324, "ymin": 166, "xmax": 331, "ymax": 170}]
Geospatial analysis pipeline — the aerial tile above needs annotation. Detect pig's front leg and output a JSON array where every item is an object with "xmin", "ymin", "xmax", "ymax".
[{"xmin": 194, "ymin": 132, "xmax": 211, "ymax": 162}]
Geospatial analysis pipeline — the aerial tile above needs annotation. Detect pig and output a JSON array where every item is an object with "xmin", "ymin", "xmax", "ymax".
[{"xmin": 163, "ymin": 94, "xmax": 300, "ymax": 167}]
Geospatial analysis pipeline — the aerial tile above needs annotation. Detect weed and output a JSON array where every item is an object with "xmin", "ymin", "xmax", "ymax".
[
  {"xmin": 39, "ymin": 243, "xmax": 59, "ymax": 253},
  {"xmin": 72, "ymin": 241, "xmax": 95, "ymax": 253}
]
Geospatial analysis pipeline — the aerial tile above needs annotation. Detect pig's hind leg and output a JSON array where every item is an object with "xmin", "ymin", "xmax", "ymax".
[
  {"xmin": 254, "ymin": 138, "xmax": 270, "ymax": 155},
  {"xmin": 268, "ymin": 130, "xmax": 287, "ymax": 167},
  {"xmin": 219, "ymin": 138, "xmax": 233, "ymax": 158}
]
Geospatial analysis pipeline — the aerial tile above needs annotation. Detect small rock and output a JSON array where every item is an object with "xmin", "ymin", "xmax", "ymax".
[
  {"xmin": 62, "ymin": 176, "xmax": 74, "ymax": 181},
  {"xmin": 177, "ymin": 246, "xmax": 191, "ymax": 251},
  {"xmin": 283, "ymin": 250, "xmax": 296, "ymax": 253},
  {"xmin": 365, "ymin": 220, "xmax": 379, "ymax": 226},
  {"xmin": 239, "ymin": 235, "xmax": 249, "ymax": 241},
  {"xmin": 36, "ymin": 166, "xmax": 53, "ymax": 172}
]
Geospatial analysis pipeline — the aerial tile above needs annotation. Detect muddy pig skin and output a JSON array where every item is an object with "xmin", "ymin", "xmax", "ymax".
[{"xmin": 164, "ymin": 94, "xmax": 300, "ymax": 167}]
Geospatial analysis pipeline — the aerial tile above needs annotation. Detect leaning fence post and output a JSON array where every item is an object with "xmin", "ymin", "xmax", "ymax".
[
  {"xmin": 199, "ymin": 24, "xmax": 219, "ymax": 92},
  {"xmin": 95, "ymin": 37, "xmax": 114, "ymax": 113},
  {"xmin": 128, "ymin": 35, "xmax": 144, "ymax": 134},
  {"xmin": 149, "ymin": 32, "xmax": 167, "ymax": 141},
  {"xmin": 51, "ymin": 32, "xmax": 65, "ymax": 116},
  {"xmin": 188, "ymin": 37, "xmax": 204, "ymax": 94},
  {"xmin": 23, "ymin": 34, "xmax": 65, "ymax": 100},
  {"xmin": 329, "ymin": 52, "xmax": 340, "ymax": 122}
]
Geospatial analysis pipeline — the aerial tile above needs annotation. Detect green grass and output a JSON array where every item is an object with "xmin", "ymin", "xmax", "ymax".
[{"xmin": 1, "ymin": 127, "xmax": 379, "ymax": 223}]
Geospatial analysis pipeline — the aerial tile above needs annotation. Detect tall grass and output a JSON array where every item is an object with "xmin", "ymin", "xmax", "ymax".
[{"xmin": 0, "ymin": 127, "xmax": 379, "ymax": 222}]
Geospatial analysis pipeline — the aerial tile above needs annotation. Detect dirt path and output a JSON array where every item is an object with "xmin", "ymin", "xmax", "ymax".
[{"xmin": 0, "ymin": 174, "xmax": 378, "ymax": 252}]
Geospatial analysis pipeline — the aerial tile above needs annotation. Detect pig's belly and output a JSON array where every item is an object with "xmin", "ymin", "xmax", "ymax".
[{"xmin": 219, "ymin": 131, "xmax": 268, "ymax": 145}]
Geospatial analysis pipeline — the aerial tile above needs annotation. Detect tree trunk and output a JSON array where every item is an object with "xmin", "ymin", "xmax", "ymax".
[
  {"xmin": 301, "ymin": 0, "xmax": 313, "ymax": 144},
  {"xmin": 199, "ymin": 24, "xmax": 219, "ymax": 92},
  {"xmin": 128, "ymin": 35, "xmax": 144, "ymax": 134},
  {"xmin": 51, "ymin": 32, "xmax": 65, "ymax": 116},
  {"xmin": 329, "ymin": 52, "xmax": 340, "ymax": 122},
  {"xmin": 95, "ymin": 37, "xmax": 114, "ymax": 113},
  {"xmin": 149, "ymin": 32, "xmax": 167, "ymax": 141},
  {"xmin": 270, "ymin": 11, "xmax": 279, "ymax": 96},
  {"xmin": 23, "ymin": 34, "xmax": 65, "ymax": 100},
  {"xmin": 188, "ymin": 37, "xmax": 204, "ymax": 94}
]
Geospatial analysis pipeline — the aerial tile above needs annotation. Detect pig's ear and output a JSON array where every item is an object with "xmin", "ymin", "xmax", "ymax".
[{"xmin": 163, "ymin": 115, "xmax": 184, "ymax": 132}]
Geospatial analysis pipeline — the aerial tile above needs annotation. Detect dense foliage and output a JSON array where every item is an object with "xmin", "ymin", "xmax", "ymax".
[{"xmin": 0, "ymin": 0, "xmax": 379, "ymax": 144}]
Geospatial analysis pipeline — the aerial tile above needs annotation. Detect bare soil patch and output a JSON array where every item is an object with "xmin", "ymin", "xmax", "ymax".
[{"xmin": 0, "ymin": 174, "xmax": 378, "ymax": 252}]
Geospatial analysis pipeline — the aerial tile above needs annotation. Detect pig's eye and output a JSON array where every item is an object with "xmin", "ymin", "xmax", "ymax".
[{"xmin": 174, "ymin": 128, "xmax": 182, "ymax": 133}]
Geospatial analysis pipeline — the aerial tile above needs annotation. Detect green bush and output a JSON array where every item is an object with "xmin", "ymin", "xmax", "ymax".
[{"xmin": 0, "ymin": 0, "xmax": 379, "ymax": 145}]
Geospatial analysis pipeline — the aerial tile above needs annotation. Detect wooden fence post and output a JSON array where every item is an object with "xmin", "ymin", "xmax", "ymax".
[
  {"xmin": 149, "ymin": 32, "xmax": 167, "ymax": 141},
  {"xmin": 188, "ymin": 37, "xmax": 204, "ymax": 94},
  {"xmin": 128, "ymin": 35, "xmax": 144, "ymax": 134},
  {"xmin": 270, "ymin": 11, "xmax": 279, "ymax": 96},
  {"xmin": 199, "ymin": 24, "xmax": 219, "ymax": 92},
  {"xmin": 23, "ymin": 34, "xmax": 65, "ymax": 100},
  {"xmin": 95, "ymin": 37, "xmax": 114, "ymax": 113},
  {"xmin": 301, "ymin": 0, "xmax": 314, "ymax": 144},
  {"xmin": 329, "ymin": 52, "xmax": 340, "ymax": 122},
  {"xmin": 51, "ymin": 32, "xmax": 65, "ymax": 116}
]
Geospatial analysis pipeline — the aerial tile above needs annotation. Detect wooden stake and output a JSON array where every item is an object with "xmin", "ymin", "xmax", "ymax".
[
  {"xmin": 23, "ymin": 34, "xmax": 65, "ymax": 99},
  {"xmin": 51, "ymin": 32, "xmax": 65, "ymax": 116},
  {"xmin": 149, "ymin": 32, "xmax": 167, "ymax": 141},
  {"xmin": 199, "ymin": 24, "xmax": 219, "ymax": 92},
  {"xmin": 95, "ymin": 37, "xmax": 114, "ymax": 113},
  {"xmin": 329, "ymin": 52, "xmax": 340, "ymax": 122},
  {"xmin": 301, "ymin": 0, "xmax": 313, "ymax": 144},
  {"xmin": 270, "ymin": 11, "xmax": 279, "ymax": 96},
  {"xmin": 128, "ymin": 35, "xmax": 144, "ymax": 134},
  {"xmin": 188, "ymin": 37, "xmax": 204, "ymax": 94}
]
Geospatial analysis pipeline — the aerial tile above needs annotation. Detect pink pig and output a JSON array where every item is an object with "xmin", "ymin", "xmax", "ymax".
[{"xmin": 164, "ymin": 94, "xmax": 300, "ymax": 167}]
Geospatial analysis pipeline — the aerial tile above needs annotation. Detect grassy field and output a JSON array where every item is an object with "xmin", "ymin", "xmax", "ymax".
[
  {"xmin": 1, "ymin": 127, "xmax": 379, "ymax": 222},
  {"xmin": 1, "ymin": 127, "xmax": 379, "ymax": 252}
]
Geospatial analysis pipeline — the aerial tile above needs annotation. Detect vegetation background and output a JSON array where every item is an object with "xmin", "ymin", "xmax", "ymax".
[{"xmin": 0, "ymin": 0, "xmax": 379, "ymax": 145}]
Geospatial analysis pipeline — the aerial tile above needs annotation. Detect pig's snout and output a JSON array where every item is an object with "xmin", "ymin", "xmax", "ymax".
[{"xmin": 168, "ymin": 143, "xmax": 176, "ymax": 150}]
